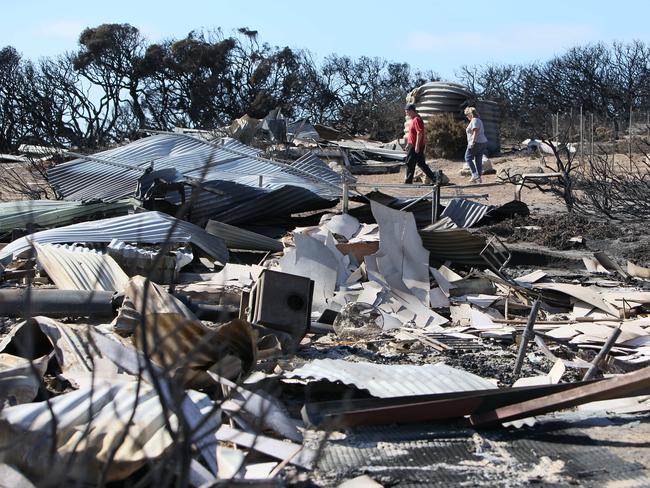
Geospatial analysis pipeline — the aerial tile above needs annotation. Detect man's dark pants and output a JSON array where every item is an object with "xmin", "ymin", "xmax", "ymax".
[{"xmin": 404, "ymin": 145, "xmax": 436, "ymax": 184}]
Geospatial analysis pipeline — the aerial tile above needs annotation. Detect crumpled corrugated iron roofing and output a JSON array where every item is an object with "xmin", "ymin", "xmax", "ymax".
[
  {"xmin": 48, "ymin": 134, "xmax": 346, "ymax": 203},
  {"xmin": 284, "ymin": 359, "xmax": 496, "ymax": 398},
  {"xmin": 0, "ymin": 211, "xmax": 228, "ymax": 267}
]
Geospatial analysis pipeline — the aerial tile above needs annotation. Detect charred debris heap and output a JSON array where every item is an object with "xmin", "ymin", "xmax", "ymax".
[{"xmin": 1, "ymin": 123, "xmax": 650, "ymax": 487}]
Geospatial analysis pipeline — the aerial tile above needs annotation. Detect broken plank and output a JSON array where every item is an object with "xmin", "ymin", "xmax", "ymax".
[{"xmin": 470, "ymin": 364, "xmax": 650, "ymax": 427}]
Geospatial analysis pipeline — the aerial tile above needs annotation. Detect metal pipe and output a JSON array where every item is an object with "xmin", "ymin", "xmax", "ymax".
[
  {"xmin": 342, "ymin": 179, "xmax": 349, "ymax": 213},
  {"xmin": 400, "ymin": 189, "xmax": 433, "ymax": 211},
  {"xmin": 0, "ymin": 289, "xmax": 115, "ymax": 318},
  {"xmin": 513, "ymin": 299, "xmax": 541, "ymax": 380},
  {"xmin": 583, "ymin": 326, "xmax": 622, "ymax": 381},
  {"xmin": 433, "ymin": 183, "xmax": 440, "ymax": 223}
]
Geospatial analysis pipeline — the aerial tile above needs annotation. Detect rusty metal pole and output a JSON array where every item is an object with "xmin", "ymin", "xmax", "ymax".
[
  {"xmin": 342, "ymin": 178, "xmax": 349, "ymax": 214},
  {"xmin": 431, "ymin": 182, "xmax": 440, "ymax": 224},
  {"xmin": 583, "ymin": 326, "xmax": 622, "ymax": 381},
  {"xmin": 513, "ymin": 299, "xmax": 541, "ymax": 380}
]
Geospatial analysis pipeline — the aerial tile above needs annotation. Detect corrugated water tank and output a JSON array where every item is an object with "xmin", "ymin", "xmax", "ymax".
[{"xmin": 405, "ymin": 81, "xmax": 501, "ymax": 154}]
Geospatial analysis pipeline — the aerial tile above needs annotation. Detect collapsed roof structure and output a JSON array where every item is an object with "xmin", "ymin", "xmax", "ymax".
[{"xmin": 1, "ymin": 120, "xmax": 650, "ymax": 487}]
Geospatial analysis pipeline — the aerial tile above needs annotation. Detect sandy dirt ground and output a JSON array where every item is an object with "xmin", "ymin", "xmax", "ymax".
[{"xmin": 355, "ymin": 151, "xmax": 567, "ymax": 215}]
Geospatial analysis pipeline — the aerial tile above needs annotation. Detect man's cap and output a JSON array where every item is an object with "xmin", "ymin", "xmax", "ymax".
[{"xmin": 405, "ymin": 103, "xmax": 417, "ymax": 111}]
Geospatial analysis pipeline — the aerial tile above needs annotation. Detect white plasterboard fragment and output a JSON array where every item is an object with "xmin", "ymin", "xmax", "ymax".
[
  {"xmin": 356, "ymin": 281, "xmax": 383, "ymax": 306},
  {"xmin": 324, "ymin": 231, "xmax": 351, "ymax": 286},
  {"xmin": 602, "ymin": 291, "xmax": 650, "ymax": 304},
  {"xmin": 585, "ymin": 310, "xmax": 618, "ymax": 320},
  {"xmin": 379, "ymin": 296, "xmax": 403, "ymax": 314},
  {"xmin": 211, "ymin": 263, "xmax": 253, "ymax": 287},
  {"xmin": 450, "ymin": 304, "xmax": 473, "ymax": 326},
  {"xmin": 481, "ymin": 328, "xmax": 515, "ymax": 339},
  {"xmin": 345, "ymin": 265, "xmax": 365, "ymax": 285},
  {"xmin": 430, "ymin": 287, "xmax": 451, "ymax": 308},
  {"xmin": 368, "ymin": 201, "xmax": 430, "ymax": 306},
  {"xmin": 583, "ymin": 257, "xmax": 609, "ymax": 274},
  {"xmin": 470, "ymin": 307, "xmax": 497, "ymax": 329},
  {"xmin": 330, "ymin": 290, "xmax": 360, "ymax": 308},
  {"xmin": 438, "ymin": 265, "xmax": 463, "ymax": 282},
  {"xmin": 628, "ymin": 261, "xmax": 650, "ymax": 280},
  {"xmin": 380, "ymin": 311, "xmax": 404, "ymax": 330},
  {"xmin": 324, "ymin": 213, "xmax": 360, "ymax": 240},
  {"xmin": 578, "ymin": 395, "xmax": 650, "ymax": 414},
  {"xmin": 570, "ymin": 334, "xmax": 606, "ymax": 345},
  {"xmin": 515, "ymin": 270, "xmax": 547, "ymax": 284},
  {"xmin": 576, "ymin": 322, "xmax": 636, "ymax": 345},
  {"xmin": 244, "ymin": 462, "xmax": 278, "ymax": 480},
  {"xmin": 430, "ymin": 267, "xmax": 455, "ymax": 296},
  {"xmin": 546, "ymin": 326, "xmax": 580, "ymax": 340},
  {"xmin": 534, "ymin": 282, "xmax": 619, "ymax": 317},
  {"xmin": 572, "ymin": 301, "xmax": 594, "ymax": 318},
  {"xmin": 503, "ymin": 417, "xmax": 537, "ymax": 429},
  {"xmin": 292, "ymin": 226, "xmax": 318, "ymax": 236},
  {"xmin": 307, "ymin": 227, "xmax": 329, "ymax": 243},
  {"xmin": 574, "ymin": 323, "xmax": 623, "ymax": 340},
  {"xmin": 512, "ymin": 375, "xmax": 550, "ymax": 387},
  {"xmin": 394, "ymin": 307, "xmax": 417, "ymax": 326},
  {"xmin": 391, "ymin": 287, "xmax": 448, "ymax": 329},
  {"xmin": 602, "ymin": 294, "xmax": 643, "ymax": 309},
  {"xmin": 338, "ymin": 475, "xmax": 384, "ymax": 488},
  {"xmin": 621, "ymin": 317, "xmax": 650, "ymax": 328},
  {"xmin": 278, "ymin": 234, "xmax": 338, "ymax": 312},
  {"xmin": 349, "ymin": 223, "xmax": 380, "ymax": 243},
  {"xmin": 620, "ymin": 321, "xmax": 648, "ymax": 336},
  {"xmin": 217, "ymin": 446, "xmax": 245, "ymax": 479},
  {"xmin": 548, "ymin": 359, "xmax": 566, "ymax": 383},
  {"xmin": 462, "ymin": 294, "xmax": 500, "ymax": 309}
]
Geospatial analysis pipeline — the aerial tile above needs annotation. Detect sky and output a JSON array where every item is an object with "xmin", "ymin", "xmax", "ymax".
[{"xmin": 2, "ymin": 0, "xmax": 649, "ymax": 80}]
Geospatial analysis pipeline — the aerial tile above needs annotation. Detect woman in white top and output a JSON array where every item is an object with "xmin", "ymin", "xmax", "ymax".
[{"xmin": 464, "ymin": 106, "xmax": 489, "ymax": 183}]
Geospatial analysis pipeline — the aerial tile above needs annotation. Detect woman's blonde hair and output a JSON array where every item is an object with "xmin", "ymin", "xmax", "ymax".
[{"xmin": 464, "ymin": 106, "xmax": 479, "ymax": 117}]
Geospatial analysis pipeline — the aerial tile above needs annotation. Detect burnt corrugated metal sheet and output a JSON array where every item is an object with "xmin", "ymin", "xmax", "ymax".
[
  {"xmin": 179, "ymin": 182, "xmax": 337, "ymax": 226},
  {"xmin": 418, "ymin": 226, "xmax": 488, "ymax": 265},
  {"xmin": 0, "ymin": 380, "xmax": 179, "ymax": 482},
  {"xmin": 284, "ymin": 359, "xmax": 495, "ymax": 398},
  {"xmin": 0, "ymin": 200, "xmax": 134, "ymax": 233},
  {"xmin": 48, "ymin": 134, "xmax": 345, "ymax": 203},
  {"xmin": 440, "ymin": 199, "xmax": 495, "ymax": 228},
  {"xmin": 0, "ymin": 211, "xmax": 228, "ymax": 267},
  {"xmin": 34, "ymin": 243, "xmax": 129, "ymax": 291},
  {"xmin": 205, "ymin": 220, "xmax": 284, "ymax": 252}
]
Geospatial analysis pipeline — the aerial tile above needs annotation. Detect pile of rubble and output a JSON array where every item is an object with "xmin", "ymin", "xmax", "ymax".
[{"xmin": 1, "ymin": 133, "xmax": 650, "ymax": 486}]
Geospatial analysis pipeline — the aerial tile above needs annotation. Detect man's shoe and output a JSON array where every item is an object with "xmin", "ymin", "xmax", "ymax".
[{"xmin": 469, "ymin": 175, "xmax": 478, "ymax": 182}]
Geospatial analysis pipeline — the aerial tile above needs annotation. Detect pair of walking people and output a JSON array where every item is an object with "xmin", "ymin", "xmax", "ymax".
[{"xmin": 403, "ymin": 104, "xmax": 488, "ymax": 184}]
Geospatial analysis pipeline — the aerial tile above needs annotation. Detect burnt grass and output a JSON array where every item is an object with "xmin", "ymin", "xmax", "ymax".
[{"xmin": 482, "ymin": 213, "xmax": 650, "ymax": 267}]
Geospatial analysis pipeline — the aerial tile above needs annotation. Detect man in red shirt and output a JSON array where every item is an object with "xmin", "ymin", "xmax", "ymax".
[{"xmin": 404, "ymin": 104, "xmax": 437, "ymax": 184}]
